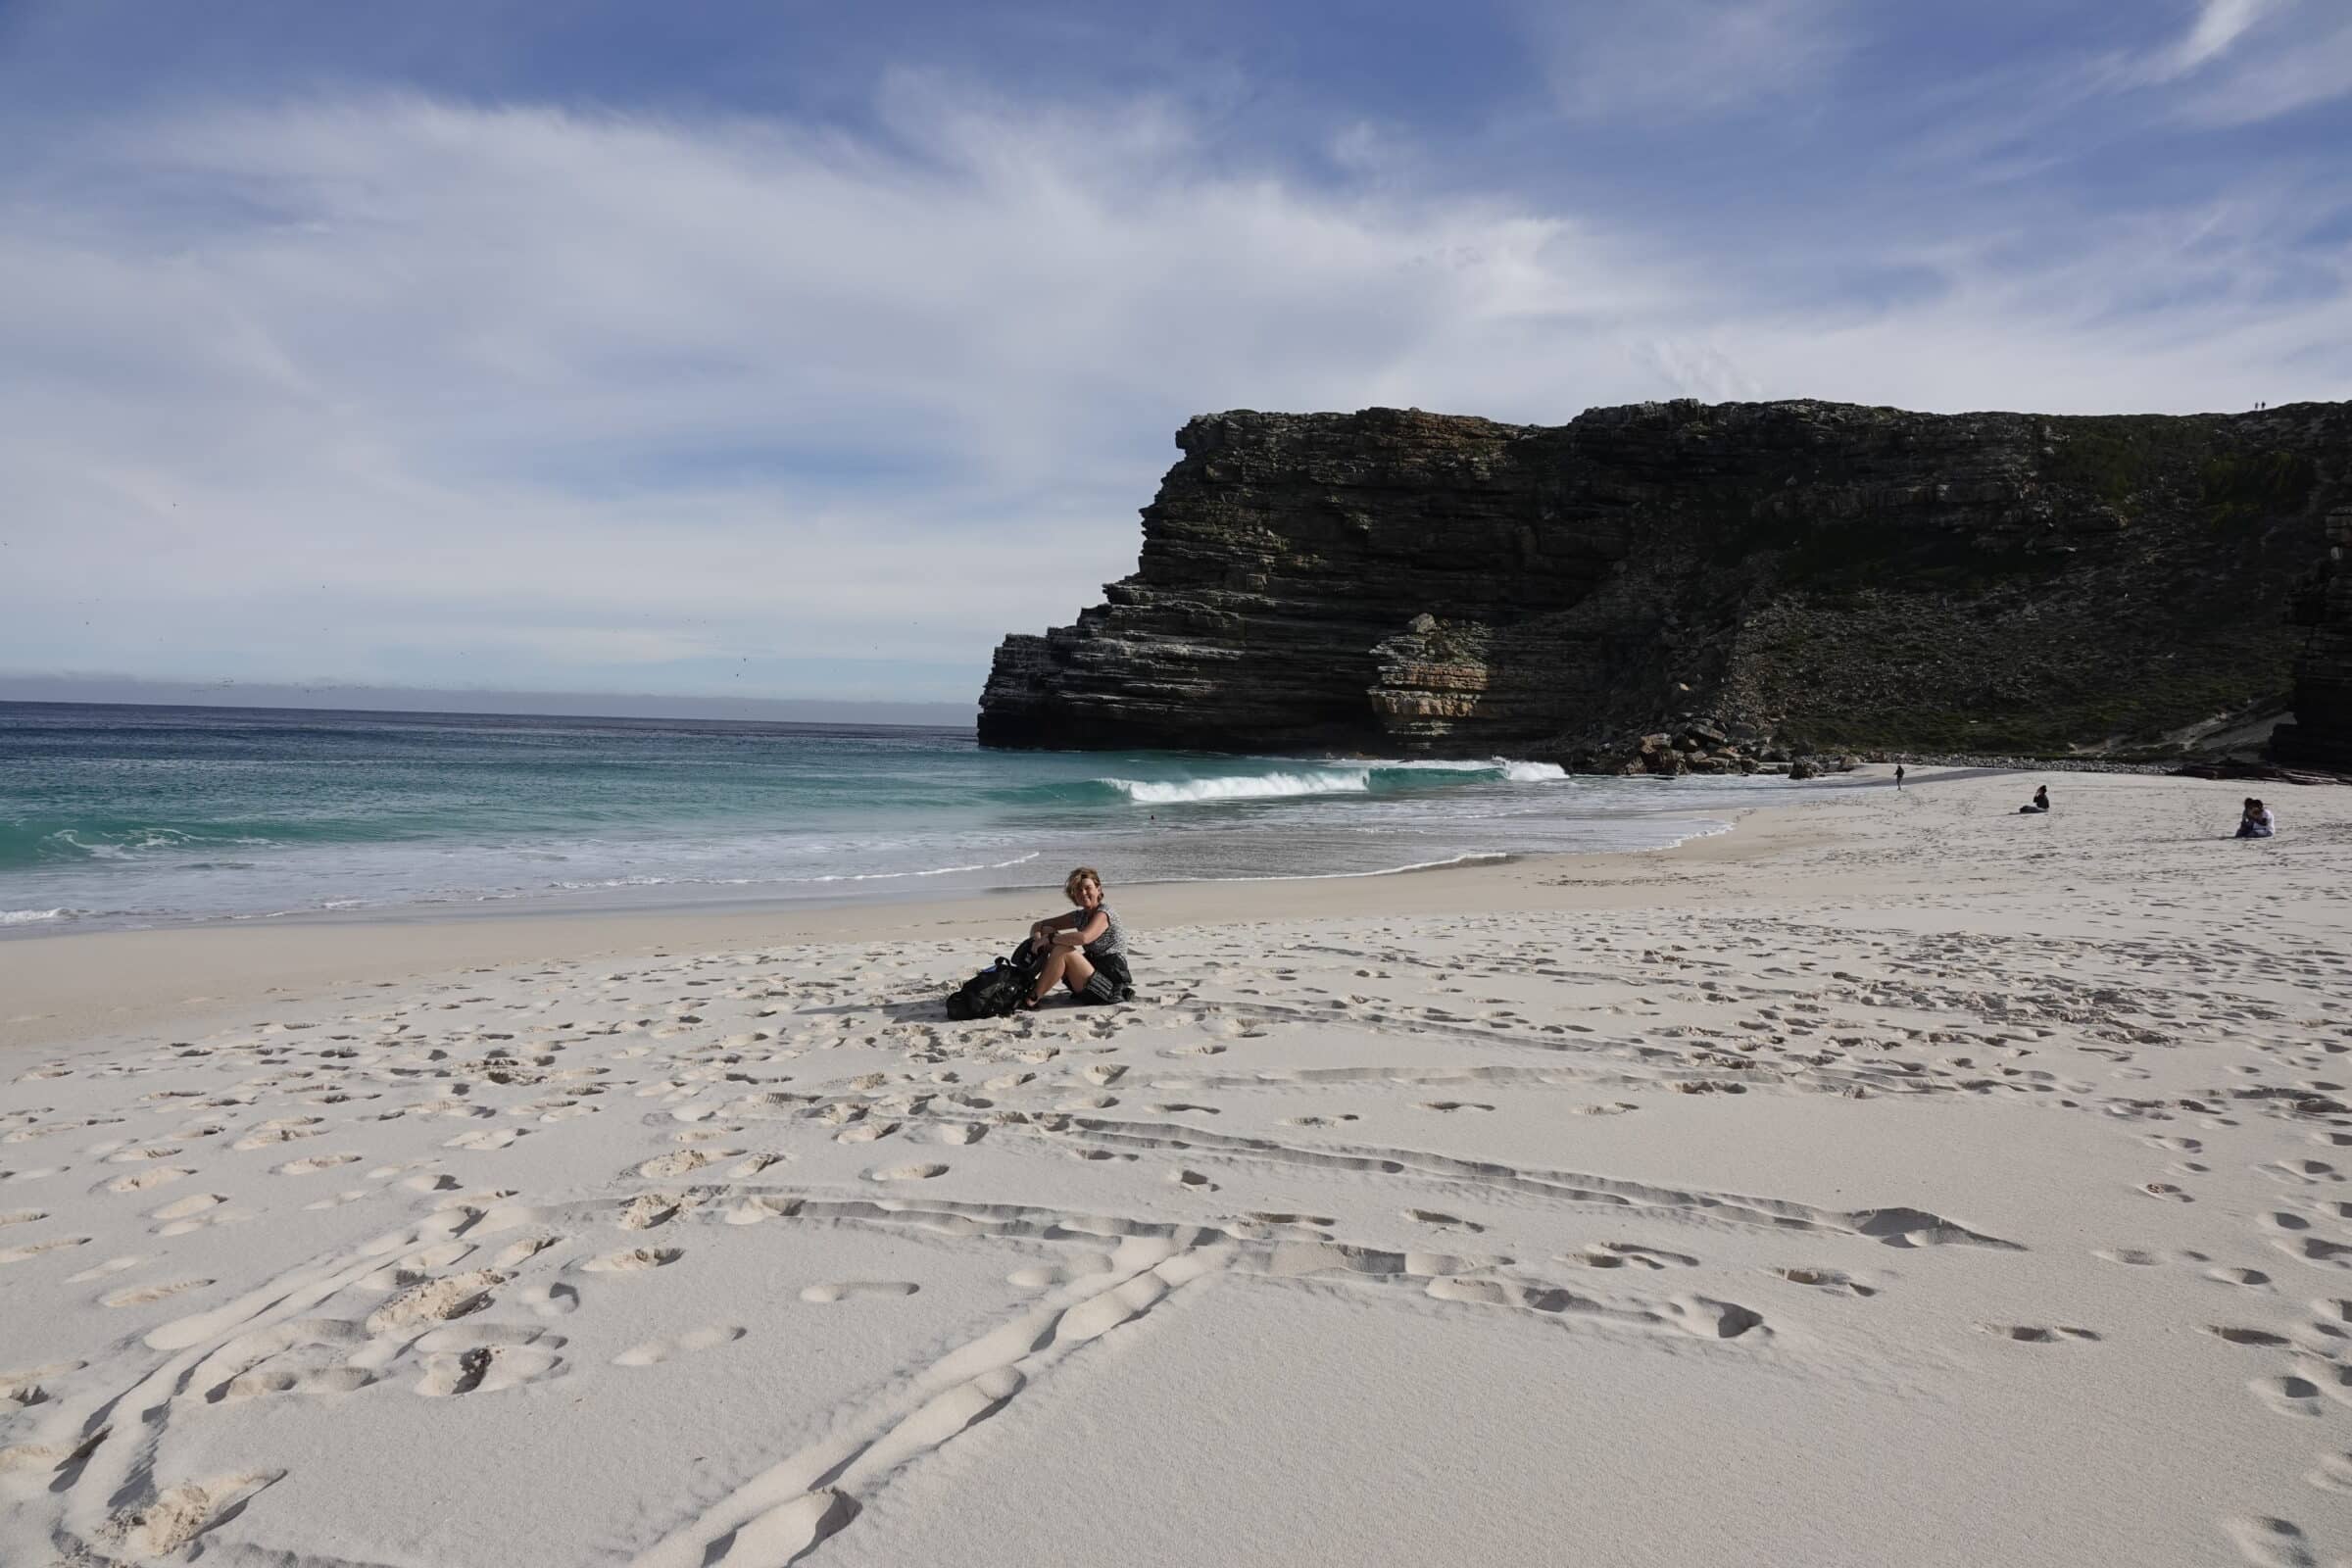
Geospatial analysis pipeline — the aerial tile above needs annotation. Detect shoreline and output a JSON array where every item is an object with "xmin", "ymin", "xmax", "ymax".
[{"xmin": 0, "ymin": 795, "xmax": 1828, "ymax": 1056}]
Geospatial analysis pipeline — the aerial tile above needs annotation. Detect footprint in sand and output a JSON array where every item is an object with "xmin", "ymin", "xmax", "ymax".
[
  {"xmin": 490, "ymin": 1235, "xmax": 560, "ymax": 1269},
  {"xmin": 1978, "ymin": 1324, "xmax": 2101, "ymax": 1344},
  {"xmin": 2207, "ymin": 1326, "xmax": 2296, "ymax": 1347},
  {"xmin": 102, "ymin": 1472, "xmax": 284, "ymax": 1558},
  {"xmin": 863, "ymin": 1163, "xmax": 947, "ymax": 1182},
  {"xmin": 1403, "ymin": 1208, "xmax": 1486, "ymax": 1234},
  {"xmin": 613, "ymin": 1325, "xmax": 745, "ymax": 1365},
  {"xmin": 800, "ymin": 1280, "xmax": 918, "ymax": 1303},
  {"xmin": 66, "ymin": 1254, "xmax": 145, "ymax": 1283},
  {"xmin": 102, "ymin": 1278, "xmax": 214, "ymax": 1308},
  {"xmin": 2222, "ymin": 1515, "xmax": 2319, "ymax": 1567},
  {"xmin": 1774, "ymin": 1266, "xmax": 1877, "ymax": 1298},
  {"xmin": 2251, "ymin": 1373, "xmax": 2328, "ymax": 1418},
  {"xmin": 0, "ymin": 1208, "xmax": 45, "ymax": 1227},
  {"xmin": 1663, "ymin": 1297, "xmax": 1766, "ymax": 1340},
  {"xmin": 1006, "ymin": 1253, "xmax": 1112, "ymax": 1290},
  {"xmin": 2308, "ymin": 1452, "xmax": 2352, "ymax": 1494},
  {"xmin": 580, "ymin": 1247, "xmax": 682, "ymax": 1273},
  {"xmin": 416, "ymin": 1343, "xmax": 564, "ymax": 1396},
  {"xmin": 1573, "ymin": 1241, "xmax": 1698, "ymax": 1271},
  {"xmin": 106, "ymin": 1166, "xmax": 191, "ymax": 1194},
  {"xmin": 358, "ymin": 1241, "xmax": 472, "ymax": 1292},
  {"xmin": 515, "ymin": 1281, "xmax": 580, "ymax": 1316},
  {"xmin": 220, "ymin": 1365, "xmax": 376, "ymax": 1400},
  {"xmin": 0, "ymin": 1236, "xmax": 89, "ymax": 1263},
  {"xmin": 275, "ymin": 1152, "xmax": 362, "ymax": 1175},
  {"xmin": 617, "ymin": 1195, "xmax": 680, "ymax": 1230},
  {"xmin": 150, "ymin": 1193, "xmax": 224, "ymax": 1224},
  {"xmin": 232, "ymin": 1118, "xmax": 324, "ymax": 1152},
  {"xmin": 2274, "ymin": 1237, "xmax": 2352, "ymax": 1269},
  {"xmin": 364, "ymin": 1269, "xmax": 505, "ymax": 1336},
  {"xmin": 635, "ymin": 1148, "xmax": 722, "ymax": 1178},
  {"xmin": 446, "ymin": 1127, "xmax": 527, "ymax": 1152}
]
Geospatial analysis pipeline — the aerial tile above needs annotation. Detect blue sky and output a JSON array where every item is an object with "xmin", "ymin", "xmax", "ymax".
[{"xmin": 3, "ymin": 0, "xmax": 2348, "ymax": 708}]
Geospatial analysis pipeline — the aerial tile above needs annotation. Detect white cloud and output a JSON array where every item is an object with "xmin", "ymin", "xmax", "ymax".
[
  {"xmin": 1, "ymin": 82, "xmax": 2347, "ymax": 701},
  {"xmin": 2149, "ymin": 0, "xmax": 2283, "ymax": 81}
]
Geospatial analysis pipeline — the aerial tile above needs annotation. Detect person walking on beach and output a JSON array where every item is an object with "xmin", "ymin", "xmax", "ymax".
[
  {"xmin": 2235, "ymin": 798, "xmax": 2276, "ymax": 839},
  {"xmin": 1025, "ymin": 866, "xmax": 1135, "ymax": 1006},
  {"xmin": 1894, "ymin": 764, "xmax": 1906, "ymax": 790},
  {"xmin": 2019, "ymin": 784, "xmax": 2049, "ymax": 814}
]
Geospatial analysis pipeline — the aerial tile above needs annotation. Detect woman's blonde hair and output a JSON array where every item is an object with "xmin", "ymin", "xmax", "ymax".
[{"xmin": 1064, "ymin": 866, "xmax": 1102, "ymax": 903}]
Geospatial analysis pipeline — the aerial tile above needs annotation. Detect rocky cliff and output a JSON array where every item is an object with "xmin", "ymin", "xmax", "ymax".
[
  {"xmin": 2274, "ymin": 506, "xmax": 2352, "ymax": 768},
  {"xmin": 978, "ymin": 399, "xmax": 2350, "ymax": 766}
]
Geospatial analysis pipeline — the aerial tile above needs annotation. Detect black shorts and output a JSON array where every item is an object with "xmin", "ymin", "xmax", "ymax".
[{"xmin": 1078, "ymin": 955, "xmax": 1134, "ymax": 1004}]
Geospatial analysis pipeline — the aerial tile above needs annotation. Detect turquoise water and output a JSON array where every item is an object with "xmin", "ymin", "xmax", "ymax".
[{"xmin": 0, "ymin": 703, "xmax": 1779, "ymax": 931}]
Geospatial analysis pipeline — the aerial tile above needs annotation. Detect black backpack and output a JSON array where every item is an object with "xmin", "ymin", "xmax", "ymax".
[{"xmin": 945, "ymin": 945, "xmax": 1045, "ymax": 1021}]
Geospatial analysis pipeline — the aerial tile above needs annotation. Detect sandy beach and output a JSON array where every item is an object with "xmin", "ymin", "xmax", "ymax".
[{"xmin": 5, "ymin": 766, "xmax": 2351, "ymax": 1567}]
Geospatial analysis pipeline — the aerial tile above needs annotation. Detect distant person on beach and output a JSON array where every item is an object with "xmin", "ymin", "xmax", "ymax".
[
  {"xmin": 2019, "ymin": 784, "xmax": 2049, "ymax": 814},
  {"xmin": 1025, "ymin": 866, "xmax": 1134, "ymax": 1006},
  {"xmin": 1895, "ymin": 764, "xmax": 1906, "ymax": 790},
  {"xmin": 2236, "ymin": 798, "xmax": 2276, "ymax": 839}
]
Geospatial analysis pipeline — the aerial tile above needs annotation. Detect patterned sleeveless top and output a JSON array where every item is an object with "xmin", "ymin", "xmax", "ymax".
[{"xmin": 1081, "ymin": 906, "xmax": 1128, "ymax": 960}]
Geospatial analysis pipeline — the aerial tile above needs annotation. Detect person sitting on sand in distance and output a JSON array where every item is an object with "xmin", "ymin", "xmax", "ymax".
[
  {"xmin": 1025, "ymin": 866, "xmax": 1133, "ymax": 1007},
  {"xmin": 2236, "ymin": 798, "xmax": 2276, "ymax": 839},
  {"xmin": 2019, "ymin": 784, "xmax": 2049, "ymax": 814}
]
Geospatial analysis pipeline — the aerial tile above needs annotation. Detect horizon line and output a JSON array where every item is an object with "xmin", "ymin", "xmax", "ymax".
[{"xmin": 0, "ymin": 677, "xmax": 978, "ymax": 729}]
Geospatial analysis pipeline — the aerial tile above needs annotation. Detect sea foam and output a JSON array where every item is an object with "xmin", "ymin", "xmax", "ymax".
[{"xmin": 1101, "ymin": 759, "xmax": 1565, "ymax": 805}]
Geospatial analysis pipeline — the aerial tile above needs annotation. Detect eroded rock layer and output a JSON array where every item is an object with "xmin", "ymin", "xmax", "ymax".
[{"xmin": 979, "ymin": 400, "xmax": 2350, "ymax": 760}]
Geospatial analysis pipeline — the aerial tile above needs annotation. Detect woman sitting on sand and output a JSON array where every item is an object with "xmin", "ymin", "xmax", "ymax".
[
  {"xmin": 2236, "ymin": 798, "xmax": 2276, "ymax": 839},
  {"xmin": 1026, "ymin": 866, "xmax": 1134, "ymax": 1007},
  {"xmin": 2019, "ymin": 784, "xmax": 2049, "ymax": 814}
]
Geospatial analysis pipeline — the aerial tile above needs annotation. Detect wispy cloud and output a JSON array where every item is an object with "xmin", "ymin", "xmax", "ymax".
[
  {"xmin": 2140, "ymin": 0, "xmax": 2284, "ymax": 82},
  {"xmin": 2094, "ymin": 0, "xmax": 2352, "ymax": 123}
]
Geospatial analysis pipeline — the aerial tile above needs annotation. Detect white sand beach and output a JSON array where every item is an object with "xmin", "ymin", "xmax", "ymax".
[{"xmin": 5, "ymin": 767, "xmax": 2350, "ymax": 1567}]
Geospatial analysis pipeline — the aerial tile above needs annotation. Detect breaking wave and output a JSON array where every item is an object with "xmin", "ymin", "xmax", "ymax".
[{"xmin": 1095, "ymin": 759, "xmax": 1565, "ymax": 805}]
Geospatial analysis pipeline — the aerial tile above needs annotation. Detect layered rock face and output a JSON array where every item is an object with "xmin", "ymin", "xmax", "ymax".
[
  {"xmin": 979, "ymin": 400, "xmax": 2349, "ymax": 761},
  {"xmin": 2273, "ymin": 507, "xmax": 2352, "ymax": 767}
]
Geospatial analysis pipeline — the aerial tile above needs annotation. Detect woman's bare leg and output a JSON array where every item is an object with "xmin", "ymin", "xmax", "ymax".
[{"xmin": 1029, "ymin": 948, "xmax": 1096, "ymax": 1004}]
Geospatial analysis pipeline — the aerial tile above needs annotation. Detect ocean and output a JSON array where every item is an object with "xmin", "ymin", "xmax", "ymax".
[{"xmin": 0, "ymin": 703, "xmax": 1786, "ymax": 933}]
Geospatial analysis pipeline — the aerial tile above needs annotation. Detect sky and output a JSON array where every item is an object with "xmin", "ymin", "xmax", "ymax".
[{"xmin": 3, "ymin": 0, "xmax": 2348, "ymax": 711}]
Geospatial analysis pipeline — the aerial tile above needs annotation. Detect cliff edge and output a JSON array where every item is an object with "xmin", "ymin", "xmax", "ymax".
[{"xmin": 978, "ymin": 399, "xmax": 2348, "ymax": 765}]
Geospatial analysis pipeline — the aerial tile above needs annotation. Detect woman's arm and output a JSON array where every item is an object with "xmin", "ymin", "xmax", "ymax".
[
  {"xmin": 1052, "ymin": 910, "xmax": 1109, "ymax": 949},
  {"xmin": 1029, "ymin": 909, "xmax": 1082, "ymax": 943}
]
